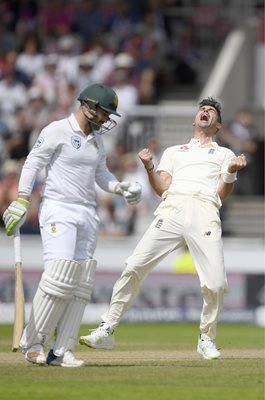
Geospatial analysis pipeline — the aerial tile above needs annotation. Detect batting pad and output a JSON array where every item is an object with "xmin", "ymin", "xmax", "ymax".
[
  {"xmin": 52, "ymin": 259, "xmax": 97, "ymax": 356},
  {"xmin": 20, "ymin": 259, "xmax": 82, "ymax": 350}
]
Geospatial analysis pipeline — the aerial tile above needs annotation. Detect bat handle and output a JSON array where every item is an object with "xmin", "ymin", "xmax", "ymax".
[{"xmin": 14, "ymin": 230, "xmax": 21, "ymax": 264}]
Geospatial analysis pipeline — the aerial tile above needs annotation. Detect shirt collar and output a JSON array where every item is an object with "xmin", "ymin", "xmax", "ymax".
[
  {"xmin": 189, "ymin": 138, "xmax": 219, "ymax": 148},
  {"xmin": 68, "ymin": 113, "xmax": 83, "ymax": 134},
  {"xmin": 68, "ymin": 113, "xmax": 99, "ymax": 143}
]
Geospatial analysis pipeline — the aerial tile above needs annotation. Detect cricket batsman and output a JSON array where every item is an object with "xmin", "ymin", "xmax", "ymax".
[{"xmin": 3, "ymin": 83, "xmax": 142, "ymax": 367}]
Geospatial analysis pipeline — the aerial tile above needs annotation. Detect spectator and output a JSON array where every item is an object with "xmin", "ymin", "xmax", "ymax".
[
  {"xmin": 72, "ymin": 0, "xmax": 104, "ymax": 42},
  {"xmin": 0, "ymin": 159, "xmax": 21, "ymax": 225},
  {"xmin": 0, "ymin": 120, "xmax": 12, "ymax": 170},
  {"xmin": 138, "ymin": 68, "xmax": 156, "ymax": 104},
  {"xmin": 75, "ymin": 52, "xmax": 96, "ymax": 93},
  {"xmin": 8, "ymin": 107, "xmax": 31, "ymax": 162},
  {"xmin": 1, "ymin": 51, "xmax": 31, "ymax": 87},
  {"xmin": 49, "ymin": 81, "xmax": 77, "ymax": 121},
  {"xmin": 103, "ymin": 0, "xmax": 136, "ymax": 52},
  {"xmin": 97, "ymin": 194, "xmax": 134, "ymax": 238},
  {"xmin": 25, "ymin": 86, "xmax": 50, "ymax": 150},
  {"xmin": 16, "ymin": 35, "xmax": 44, "ymax": 81},
  {"xmin": 56, "ymin": 35, "xmax": 81, "ymax": 83},
  {"xmin": 33, "ymin": 54, "xmax": 66, "ymax": 107},
  {"xmin": 105, "ymin": 52, "xmax": 139, "ymax": 154},
  {"xmin": 39, "ymin": 0, "xmax": 75, "ymax": 38},
  {"xmin": 221, "ymin": 109, "xmax": 259, "ymax": 195},
  {"xmin": 0, "ymin": 52, "xmax": 29, "ymax": 128},
  {"xmin": 88, "ymin": 37, "xmax": 115, "ymax": 84}
]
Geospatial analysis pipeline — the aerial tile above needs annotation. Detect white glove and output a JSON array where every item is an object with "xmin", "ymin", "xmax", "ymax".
[
  {"xmin": 3, "ymin": 198, "xmax": 30, "ymax": 236},
  {"xmin": 115, "ymin": 181, "xmax": 142, "ymax": 205}
]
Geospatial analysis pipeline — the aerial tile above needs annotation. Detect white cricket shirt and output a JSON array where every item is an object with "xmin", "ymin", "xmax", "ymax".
[
  {"xmin": 18, "ymin": 114, "xmax": 118, "ymax": 206},
  {"xmin": 156, "ymin": 138, "xmax": 235, "ymax": 208}
]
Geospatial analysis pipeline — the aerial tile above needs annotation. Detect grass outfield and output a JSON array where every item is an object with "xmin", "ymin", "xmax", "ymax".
[{"xmin": 0, "ymin": 323, "xmax": 264, "ymax": 400}]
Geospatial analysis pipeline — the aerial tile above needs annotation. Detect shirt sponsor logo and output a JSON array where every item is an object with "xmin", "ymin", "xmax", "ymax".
[
  {"xmin": 71, "ymin": 136, "xmax": 81, "ymax": 149},
  {"xmin": 178, "ymin": 146, "xmax": 189, "ymax": 151},
  {"xmin": 51, "ymin": 223, "xmax": 57, "ymax": 233},
  {"xmin": 33, "ymin": 136, "xmax": 44, "ymax": 148},
  {"xmin": 155, "ymin": 219, "xmax": 163, "ymax": 229}
]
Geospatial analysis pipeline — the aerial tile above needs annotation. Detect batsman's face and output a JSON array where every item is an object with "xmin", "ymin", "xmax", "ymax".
[
  {"xmin": 82, "ymin": 103, "xmax": 117, "ymax": 134},
  {"xmin": 194, "ymin": 106, "xmax": 221, "ymax": 132},
  {"xmin": 93, "ymin": 107, "xmax": 111, "ymax": 126}
]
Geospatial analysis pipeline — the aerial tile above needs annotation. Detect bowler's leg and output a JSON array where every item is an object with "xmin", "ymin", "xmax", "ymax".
[
  {"xmin": 102, "ymin": 216, "xmax": 184, "ymax": 328},
  {"xmin": 185, "ymin": 200, "xmax": 226, "ymax": 359},
  {"xmin": 79, "ymin": 215, "xmax": 184, "ymax": 349}
]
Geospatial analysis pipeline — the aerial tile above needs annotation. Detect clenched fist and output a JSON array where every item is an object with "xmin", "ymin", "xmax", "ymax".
[
  {"xmin": 3, "ymin": 198, "xmax": 30, "ymax": 236},
  {"xmin": 227, "ymin": 154, "xmax": 247, "ymax": 173},
  {"xmin": 138, "ymin": 148, "xmax": 154, "ymax": 170}
]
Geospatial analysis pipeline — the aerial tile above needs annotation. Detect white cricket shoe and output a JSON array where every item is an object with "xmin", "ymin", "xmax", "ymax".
[
  {"xmin": 47, "ymin": 349, "xmax": 85, "ymax": 367},
  {"xmin": 197, "ymin": 333, "xmax": 221, "ymax": 360},
  {"xmin": 25, "ymin": 344, "xmax": 46, "ymax": 365},
  {"xmin": 79, "ymin": 322, "xmax": 115, "ymax": 349}
]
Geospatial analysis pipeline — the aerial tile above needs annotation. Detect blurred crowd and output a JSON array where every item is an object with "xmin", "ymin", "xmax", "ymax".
[
  {"xmin": 0, "ymin": 0, "xmax": 263, "ymax": 236},
  {"xmin": 0, "ymin": 0, "xmax": 177, "ymax": 235}
]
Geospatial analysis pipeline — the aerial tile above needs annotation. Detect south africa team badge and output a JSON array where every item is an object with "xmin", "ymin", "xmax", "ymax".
[{"xmin": 71, "ymin": 136, "xmax": 81, "ymax": 149}]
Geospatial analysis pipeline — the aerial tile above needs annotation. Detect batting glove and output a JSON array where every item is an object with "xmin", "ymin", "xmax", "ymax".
[
  {"xmin": 115, "ymin": 181, "xmax": 142, "ymax": 205},
  {"xmin": 3, "ymin": 198, "xmax": 30, "ymax": 236}
]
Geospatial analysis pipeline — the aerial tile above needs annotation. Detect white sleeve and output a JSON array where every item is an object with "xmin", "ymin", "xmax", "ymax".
[
  {"xmin": 221, "ymin": 148, "xmax": 236, "ymax": 174},
  {"xmin": 95, "ymin": 147, "xmax": 119, "ymax": 193},
  {"xmin": 18, "ymin": 124, "xmax": 60, "ymax": 195},
  {"xmin": 156, "ymin": 147, "xmax": 174, "ymax": 176}
]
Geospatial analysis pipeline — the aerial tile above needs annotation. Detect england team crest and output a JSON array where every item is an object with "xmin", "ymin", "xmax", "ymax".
[{"xmin": 71, "ymin": 136, "xmax": 81, "ymax": 149}]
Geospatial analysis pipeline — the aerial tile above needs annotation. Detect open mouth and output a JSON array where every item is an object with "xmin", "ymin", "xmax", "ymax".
[{"xmin": 200, "ymin": 114, "xmax": 209, "ymax": 121}]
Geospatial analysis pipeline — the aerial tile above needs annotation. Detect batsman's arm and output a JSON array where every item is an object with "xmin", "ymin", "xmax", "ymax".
[{"xmin": 138, "ymin": 148, "xmax": 172, "ymax": 197}]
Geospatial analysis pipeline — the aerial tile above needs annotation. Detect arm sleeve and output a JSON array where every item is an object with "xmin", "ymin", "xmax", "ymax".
[
  {"xmin": 18, "ymin": 124, "xmax": 60, "ymax": 195},
  {"xmin": 156, "ymin": 147, "xmax": 174, "ymax": 176},
  {"xmin": 220, "ymin": 148, "xmax": 236, "ymax": 174},
  {"xmin": 95, "ymin": 146, "xmax": 119, "ymax": 193}
]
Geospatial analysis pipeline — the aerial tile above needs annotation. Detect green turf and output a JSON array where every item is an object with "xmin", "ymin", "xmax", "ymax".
[{"xmin": 0, "ymin": 323, "xmax": 264, "ymax": 400}]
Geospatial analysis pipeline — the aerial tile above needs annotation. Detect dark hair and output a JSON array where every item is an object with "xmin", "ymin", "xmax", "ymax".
[{"xmin": 199, "ymin": 97, "xmax": 222, "ymax": 123}]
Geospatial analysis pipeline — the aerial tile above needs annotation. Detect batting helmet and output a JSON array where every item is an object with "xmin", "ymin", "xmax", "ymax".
[{"xmin": 78, "ymin": 84, "xmax": 121, "ymax": 117}]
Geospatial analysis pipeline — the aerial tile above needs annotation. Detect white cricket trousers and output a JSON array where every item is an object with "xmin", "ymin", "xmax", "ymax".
[
  {"xmin": 39, "ymin": 199, "xmax": 99, "ymax": 262},
  {"xmin": 102, "ymin": 195, "xmax": 228, "ymax": 339}
]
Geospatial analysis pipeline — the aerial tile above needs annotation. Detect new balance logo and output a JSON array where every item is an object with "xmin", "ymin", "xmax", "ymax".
[
  {"xmin": 155, "ymin": 219, "xmax": 163, "ymax": 229},
  {"xmin": 205, "ymin": 231, "xmax": 211, "ymax": 236}
]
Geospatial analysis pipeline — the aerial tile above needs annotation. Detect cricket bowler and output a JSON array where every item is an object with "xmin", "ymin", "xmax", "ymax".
[{"xmin": 79, "ymin": 97, "xmax": 247, "ymax": 360}]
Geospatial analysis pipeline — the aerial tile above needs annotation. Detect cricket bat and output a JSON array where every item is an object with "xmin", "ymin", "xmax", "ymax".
[{"xmin": 12, "ymin": 230, "xmax": 25, "ymax": 352}]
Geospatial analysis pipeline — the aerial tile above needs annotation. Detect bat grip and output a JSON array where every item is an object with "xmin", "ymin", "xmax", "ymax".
[{"xmin": 14, "ymin": 230, "xmax": 21, "ymax": 264}]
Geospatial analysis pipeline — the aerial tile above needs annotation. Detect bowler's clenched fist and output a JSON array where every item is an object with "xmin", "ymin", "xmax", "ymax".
[
  {"xmin": 138, "ymin": 148, "xmax": 153, "ymax": 169},
  {"xmin": 227, "ymin": 154, "xmax": 247, "ymax": 173}
]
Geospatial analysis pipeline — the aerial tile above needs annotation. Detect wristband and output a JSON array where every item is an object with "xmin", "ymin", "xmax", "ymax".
[
  {"xmin": 109, "ymin": 181, "xmax": 120, "ymax": 193},
  {"xmin": 145, "ymin": 164, "xmax": 154, "ymax": 173},
  {"xmin": 223, "ymin": 171, "xmax": 237, "ymax": 183},
  {"xmin": 17, "ymin": 197, "xmax": 30, "ymax": 207}
]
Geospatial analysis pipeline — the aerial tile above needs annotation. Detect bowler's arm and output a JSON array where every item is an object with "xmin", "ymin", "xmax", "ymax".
[
  {"xmin": 138, "ymin": 148, "xmax": 172, "ymax": 197},
  {"xmin": 218, "ymin": 154, "xmax": 247, "ymax": 200}
]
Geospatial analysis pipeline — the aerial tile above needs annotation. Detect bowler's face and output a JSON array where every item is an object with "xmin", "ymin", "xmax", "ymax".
[{"xmin": 194, "ymin": 106, "xmax": 220, "ymax": 131}]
